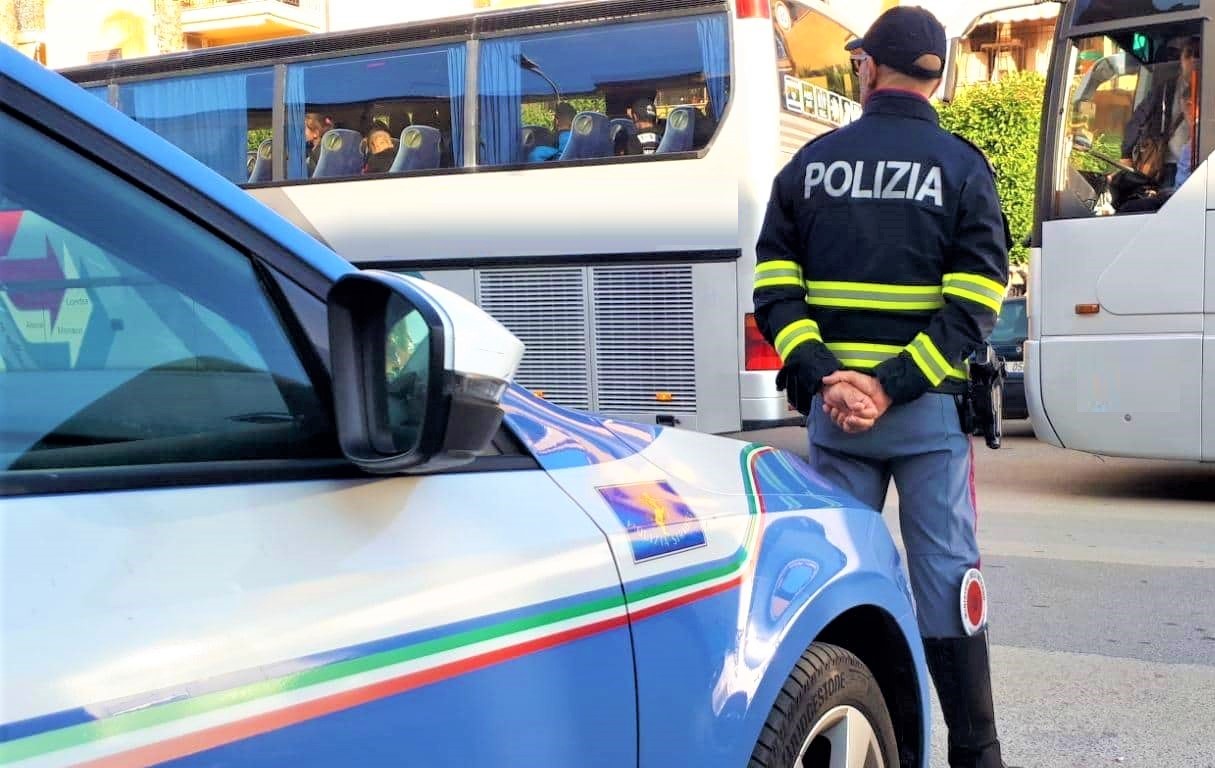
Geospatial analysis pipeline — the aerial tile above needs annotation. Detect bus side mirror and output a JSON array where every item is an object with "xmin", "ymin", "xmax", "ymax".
[
  {"xmin": 1073, "ymin": 134, "xmax": 1093, "ymax": 153},
  {"xmin": 942, "ymin": 36, "xmax": 963, "ymax": 103}
]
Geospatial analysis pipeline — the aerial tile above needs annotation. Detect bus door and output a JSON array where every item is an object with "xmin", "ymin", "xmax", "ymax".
[{"xmin": 1033, "ymin": 7, "xmax": 1208, "ymax": 460}]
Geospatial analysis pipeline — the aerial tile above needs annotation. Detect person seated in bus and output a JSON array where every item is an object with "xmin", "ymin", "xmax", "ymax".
[
  {"xmin": 304, "ymin": 112, "xmax": 334, "ymax": 177},
  {"xmin": 617, "ymin": 97, "xmax": 662, "ymax": 155},
  {"xmin": 1120, "ymin": 37, "xmax": 1199, "ymax": 191},
  {"xmin": 363, "ymin": 122, "xmax": 397, "ymax": 174},
  {"xmin": 528, "ymin": 102, "xmax": 576, "ymax": 162}
]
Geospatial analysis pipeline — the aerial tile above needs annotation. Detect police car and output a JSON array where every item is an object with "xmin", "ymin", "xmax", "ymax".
[{"xmin": 0, "ymin": 46, "xmax": 930, "ymax": 767}]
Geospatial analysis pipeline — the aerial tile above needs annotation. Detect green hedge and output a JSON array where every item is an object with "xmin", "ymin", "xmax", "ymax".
[
  {"xmin": 937, "ymin": 71, "xmax": 1045, "ymax": 265},
  {"xmin": 521, "ymin": 96, "xmax": 607, "ymax": 130}
]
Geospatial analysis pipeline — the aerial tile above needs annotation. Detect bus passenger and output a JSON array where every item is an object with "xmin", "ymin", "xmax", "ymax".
[
  {"xmin": 528, "ymin": 102, "xmax": 576, "ymax": 162},
  {"xmin": 1121, "ymin": 37, "xmax": 1199, "ymax": 190},
  {"xmin": 304, "ymin": 112, "xmax": 334, "ymax": 177},
  {"xmin": 364, "ymin": 122, "xmax": 396, "ymax": 174},
  {"xmin": 619, "ymin": 97, "xmax": 661, "ymax": 155}
]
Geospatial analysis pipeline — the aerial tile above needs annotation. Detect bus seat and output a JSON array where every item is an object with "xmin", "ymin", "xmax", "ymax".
[
  {"xmin": 248, "ymin": 138, "xmax": 272, "ymax": 183},
  {"xmin": 560, "ymin": 112, "xmax": 611, "ymax": 161},
  {"xmin": 390, "ymin": 125, "xmax": 442, "ymax": 172},
  {"xmin": 609, "ymin": 118, "xmax": 637, "ymax": 146},
  {"xmin": 521, "ymin": 125, "xmax": 555, "ymax": 156},
  {"xmin": 656, "ymin": 106, "xmax": 696, "ymax": 154},
  {"xmin": 312, "ymin": 128, "xmax": 365, "ymax": 178}
]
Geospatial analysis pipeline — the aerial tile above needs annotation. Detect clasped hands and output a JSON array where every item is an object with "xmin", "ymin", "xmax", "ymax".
[{"xmin": 820, "ymin": 370, "xmax": 893, "ymax": 434}]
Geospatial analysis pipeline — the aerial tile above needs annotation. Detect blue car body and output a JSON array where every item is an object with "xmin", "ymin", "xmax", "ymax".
[{"xmin": 0, "ymin": 45, "xmax": 929, "ymax": 767}]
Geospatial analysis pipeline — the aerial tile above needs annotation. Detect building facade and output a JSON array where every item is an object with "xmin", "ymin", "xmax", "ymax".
[{"xmin": 0, "ymin": 0, "xmax": 327, "ymax": 69}]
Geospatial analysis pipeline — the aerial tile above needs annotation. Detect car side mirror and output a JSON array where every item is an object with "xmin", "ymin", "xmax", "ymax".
[
  {"xmin": 327, "ymin": 271, "xmax": 523, "ymax": 474},
  {"xmin": 1072, "ymin": 134, "xmax": 1093, "ymax": 153}
]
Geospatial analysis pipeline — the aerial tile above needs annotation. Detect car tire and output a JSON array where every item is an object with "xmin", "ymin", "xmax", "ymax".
[{"xmin": 748, "ymin": 642, "xmax": 899, "ymax": 768}]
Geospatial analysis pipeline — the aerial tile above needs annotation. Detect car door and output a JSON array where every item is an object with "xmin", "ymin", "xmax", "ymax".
[{"xmin": 0, "ymin": 75, "xmax": 635, "ymax": 767}]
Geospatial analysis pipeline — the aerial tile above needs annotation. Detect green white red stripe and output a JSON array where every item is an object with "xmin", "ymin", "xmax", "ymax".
[{"xmin": 2, "ymin": 445, "xmax": 773, "ymax": 767}]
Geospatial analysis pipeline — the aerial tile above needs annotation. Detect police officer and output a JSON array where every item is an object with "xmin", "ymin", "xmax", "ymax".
[{"xmin": 752, "ymin": 7, "xmax": 1014, "ymax": 768}]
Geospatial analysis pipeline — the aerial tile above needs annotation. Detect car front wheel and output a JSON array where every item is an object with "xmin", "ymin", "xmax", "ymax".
[{"xmin": 748, "ymin": 642, "xmax": 899, "ymax": 768}]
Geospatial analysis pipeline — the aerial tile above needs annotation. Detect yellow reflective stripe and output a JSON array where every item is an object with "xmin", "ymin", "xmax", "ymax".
[
  {"xmin": 943, "ymin": 273, "xmax": 1004, "ymax": 313},
  {"xmin": 756, "ymin": 260, "xmax": 804, "ymax": 276},
  {"xmin": 944, "ymin": 272, "xmax": 1005, "ymax": 296},
  {"xmin": 755, "ymin": 276, "xmax": 806, "ymax": 289},
  {"xmin": 906, "ymin": 333, "xmax": 949, "ymax": 385},
  {"xmin": 754, "ymin": 261, "xmax": 805, "ymax": 290},
  {"xmin": 825, "ymin": 339, "xmax": 968, "ymax": 380},
  {"xmin": 943, "ymin": 286, "xmax": 1003, "ymax": 313},
  {"xmin": 774, "ymin": 318, "xmax": 821, "ymax": 361},
  {"xmin": 825, "ymin": 342, "xmax": 902, "ymax": 370},
  {"xmin": 805, "ymin": 281, "xmax": 944, "ymax": 311}
]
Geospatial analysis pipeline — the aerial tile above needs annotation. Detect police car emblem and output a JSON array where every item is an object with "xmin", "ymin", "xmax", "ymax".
[{"xmin": 960, "ymin": 568, "xmax": 987, "ymax": 635}]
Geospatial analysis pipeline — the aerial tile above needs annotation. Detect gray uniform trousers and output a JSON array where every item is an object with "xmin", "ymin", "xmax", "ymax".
[{"xmin": 807, "ymin": 391, "xmax": 980, "ymax": 639}]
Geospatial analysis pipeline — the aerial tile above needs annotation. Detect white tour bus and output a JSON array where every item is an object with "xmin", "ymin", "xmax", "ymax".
[
  {"xmin": 1029, "ymin": 0, "xmax": 1215, "ymax": 461},
  {"xmin": 60, "ymin": 0, "xmax": 883, "ymax": 434}
]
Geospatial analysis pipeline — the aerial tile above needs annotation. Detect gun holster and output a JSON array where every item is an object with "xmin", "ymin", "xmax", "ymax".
[{"xmin": 957, "ymin": 344, "xmax": 1005, "ymax": 449}]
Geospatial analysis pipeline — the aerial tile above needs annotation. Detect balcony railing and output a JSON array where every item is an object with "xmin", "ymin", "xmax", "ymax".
[{"xmin": 179, "ymin": 0, "xmax": 325, "ymax": 37}]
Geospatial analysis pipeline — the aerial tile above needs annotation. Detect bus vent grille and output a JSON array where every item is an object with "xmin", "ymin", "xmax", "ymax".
[
  {"xmin": 476, "ymin": 267, "xmax": 591, "ymax": 412},
  {"xmin": 591, "ymin": 265, "xmax": 696, "ymax": 414}
]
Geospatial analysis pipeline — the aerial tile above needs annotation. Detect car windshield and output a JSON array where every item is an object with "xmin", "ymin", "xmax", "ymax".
[{"xmin": 990, "ymin": 300, "xmax": 1027, "ymax": 344}]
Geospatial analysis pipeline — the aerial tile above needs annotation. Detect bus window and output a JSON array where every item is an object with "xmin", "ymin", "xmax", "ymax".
[
  {"xmin": 772, "ymin": 1, "xmax": 862, "ymax": 129},
  {"xmin": 117, "ymin": 68, "xmax": 273, "ymax": 186},
  {"xmin": 1073, "ymin": 0, "xmax": 1199, "ymax": 26},
  {"xmin": 773, "ymin": 1, "xmax": 859, "ymax": 103},
  {"xmin": 1054, "ymin": 24, "xmax": 1201, "ymax": 218},
  {"xmin": 284, "ymin": 44, "xmax": 466, "ymax": 181},
  {"xmin": 477, "ymin": 12, "xmax": 729, "ymax": 167}
]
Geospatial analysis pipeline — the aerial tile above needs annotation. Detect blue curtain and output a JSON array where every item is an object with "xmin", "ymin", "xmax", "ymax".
[
  {"xmin": 478, "ymin": 39, "xmax": 523, "ymax": 166},
  {"xmin": 285, "ymin": 67, "xmax": 308, "ymax": 180},
  {"xmin": 447, "ymin": 45, "xmax": 467, "ymax": 167},
  {"xmin": 697, "ymin": 15, "xmax": 729, "ymax": 121},
  {"xmin": 128, "ymin": 73, "xmax": 249, "ymax": 183}
]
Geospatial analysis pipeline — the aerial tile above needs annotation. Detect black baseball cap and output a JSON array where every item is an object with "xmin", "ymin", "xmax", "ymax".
[
  {"xmin": 847, "ymin": 6, "xmax": 947, "ymax": 80},
  {"xmin": 631, "ymin": 97, "xmax": 657, "ymax": 122}
]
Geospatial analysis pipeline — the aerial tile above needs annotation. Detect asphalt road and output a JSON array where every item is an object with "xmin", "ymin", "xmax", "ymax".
[{"xmin": 733, "ymin": 420, "xmax": 1215, "ymax": 768}]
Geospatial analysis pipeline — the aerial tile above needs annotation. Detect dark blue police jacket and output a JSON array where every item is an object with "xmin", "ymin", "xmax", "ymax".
[{"xmin": 753, "ymin": 89, "xmax": 1011, "ymax": 405}]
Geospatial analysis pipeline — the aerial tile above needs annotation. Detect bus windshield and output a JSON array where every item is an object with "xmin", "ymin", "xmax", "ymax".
[{"xmin": 1051, "ymin": 19, "xmax": 1202, "ymax": 217}]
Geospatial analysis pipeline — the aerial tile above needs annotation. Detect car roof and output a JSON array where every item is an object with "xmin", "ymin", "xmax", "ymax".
[{"xmin": 0, "ymin": 44, "xmax": 354, "ymax": 284}]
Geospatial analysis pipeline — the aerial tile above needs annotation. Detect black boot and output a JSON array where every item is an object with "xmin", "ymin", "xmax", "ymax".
[{"xmin": 923, "ymin": 631, "xmax": 1017, "ymax": 768}]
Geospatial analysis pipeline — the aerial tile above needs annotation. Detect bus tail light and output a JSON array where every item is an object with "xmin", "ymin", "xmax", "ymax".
[
  {"xmin": 745, "ymin": 314, "xmax": 782, "ymax": 370},
  {"xmin": 736, "ymin": 0, "xmax": 770, "ymax": 19}
]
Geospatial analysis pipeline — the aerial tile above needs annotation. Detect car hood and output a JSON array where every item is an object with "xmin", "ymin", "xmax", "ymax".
[{"xmin": 500, "ymin": 385, "xmax": 863, "ymax": 509}]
